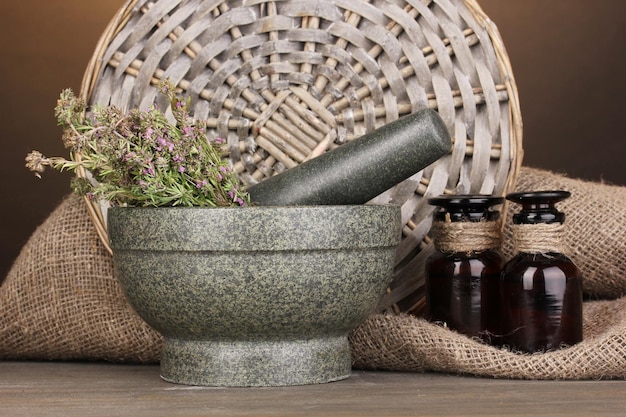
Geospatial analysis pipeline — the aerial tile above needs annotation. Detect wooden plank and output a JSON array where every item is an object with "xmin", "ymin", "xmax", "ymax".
[{"xmin": 0, "ymin": 362, "xmax": 624, "ymax": 416}]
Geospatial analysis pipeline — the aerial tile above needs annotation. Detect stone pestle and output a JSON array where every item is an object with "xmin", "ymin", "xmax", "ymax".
[{"xmin": 247, "ymin": 109, "xmax": 452, "ymax": 206}]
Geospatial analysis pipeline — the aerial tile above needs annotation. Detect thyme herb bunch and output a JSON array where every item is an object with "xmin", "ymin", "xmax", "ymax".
[{"xmin": 26, "ymin": 82, "xmax": 249, "ymax": 208}]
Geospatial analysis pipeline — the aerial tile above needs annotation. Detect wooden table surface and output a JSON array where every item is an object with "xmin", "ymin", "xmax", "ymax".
[{"xmin": 1, "ymin": 361, "xmax": 624, "ymax": 416}]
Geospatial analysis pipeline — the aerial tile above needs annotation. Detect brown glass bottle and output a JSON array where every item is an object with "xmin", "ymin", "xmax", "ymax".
[
  {"xmin": 500, "ymin": 191, "xmax": 583, "ymax": 353},
  {"xmin": 425, "ymin": 195, "xmax": 504, "ymax": 343}
]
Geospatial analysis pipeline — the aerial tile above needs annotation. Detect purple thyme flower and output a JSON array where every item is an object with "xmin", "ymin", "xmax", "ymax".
[{"xmin": 156, "ymin": 137, "xmax": 167, "ymax": 151}]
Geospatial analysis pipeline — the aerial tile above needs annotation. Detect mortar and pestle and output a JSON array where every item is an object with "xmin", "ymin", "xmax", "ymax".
[{"xmin": 111, "ymin": 109, "xmax": 451, "ymax": 386}]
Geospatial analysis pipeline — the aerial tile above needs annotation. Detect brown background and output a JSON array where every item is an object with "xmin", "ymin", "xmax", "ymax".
[{"xmin": 1, "ymin": 0, "xmax": 625, "ymax": 280}]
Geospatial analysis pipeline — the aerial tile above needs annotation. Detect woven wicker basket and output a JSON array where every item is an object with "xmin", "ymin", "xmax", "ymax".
[{"xmin": 79, "ymin": 0, "xmax": 522, "ymax": 314}]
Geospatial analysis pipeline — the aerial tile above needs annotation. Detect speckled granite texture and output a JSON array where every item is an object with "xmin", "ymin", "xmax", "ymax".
[
  {"xmin": 247, "ymin": 109, "xmax": 451, "ymax": 206},
  {"xmin": 161, "ymin": 337, "xmax": 351, "ymax": 387},
  {"xmin": 108, "ymin": 205, "xmax": 401, "ymax": 386}
]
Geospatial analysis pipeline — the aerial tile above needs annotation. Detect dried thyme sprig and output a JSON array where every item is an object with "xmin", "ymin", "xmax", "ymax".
[{"xmin": 26, "ymin": 82, "xmax": 249, "ymax": 208}]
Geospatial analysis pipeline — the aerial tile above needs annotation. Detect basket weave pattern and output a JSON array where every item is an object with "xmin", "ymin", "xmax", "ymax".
[{"xmin": 80, "ymin": 0, "xmax": 522, "ymax": 313}]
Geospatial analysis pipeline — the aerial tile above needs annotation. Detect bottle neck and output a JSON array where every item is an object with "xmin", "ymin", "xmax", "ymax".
[
  {"xmin": 508, "ymin": 190, "xmax": 569, "ymax": 225},
  {"xmin": 512, "ymin": 205, "xmax": 564, "ymax": 224},
  {"xmin": 512, "ymin": 222, "xmax": 566, "ymax": 254},
  {"xmin": 428, "ymin": 195, "xmax": 504, "ymax": 254},
  {"xmin": 429, "ymin": 195, "xmax": 504, "ymax": 223},
  {"xmin": 431, "ymin": 219, "xmax": 502, "ymax": 254},
  {"xmin": 434, "ymin": 210, "xmax": 500, "ymax": 223}
]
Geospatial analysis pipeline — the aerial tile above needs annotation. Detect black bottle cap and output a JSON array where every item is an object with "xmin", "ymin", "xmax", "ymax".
[
  {"xmin": 506, "ymin": 190, "xmax": 570, "ymax": 224},
  {"xmin": 428, "ymin": 195, "xmax": 504, "ymax": 222}
]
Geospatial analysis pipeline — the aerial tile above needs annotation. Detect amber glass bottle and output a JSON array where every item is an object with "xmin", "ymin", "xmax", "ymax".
[
  {"xmin": 425, "ymin": 195, "xmax": 504, "ymax": 343},
  {"xmin": 500, "ymin": 191, "xmax": 583, "ymax": 353}
]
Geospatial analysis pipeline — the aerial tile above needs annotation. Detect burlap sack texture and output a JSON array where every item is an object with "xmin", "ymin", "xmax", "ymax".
[
  {"xmin": 1, "ymin": 167, "xmax": 625, "ymax": 378},
  {"xmin": 350, "ymin": 298, "xmax": 626, "ymax": 379},
  {"xmin": 0, "ymin": 195, "xmax": 162, "ymax": 362},
  {"xmin": 350, "ymin": 166, "xmax": 626, "ymax": 379}
]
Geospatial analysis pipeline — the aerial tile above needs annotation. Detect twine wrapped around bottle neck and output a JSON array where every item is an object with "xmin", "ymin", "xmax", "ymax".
[
  {"xmin": 430, "ymin": 219, "xmax": 502, "ymax": 254},
  {"xmin": 512, "ymin": 222, "xmax": 567, "ymax": 254}
]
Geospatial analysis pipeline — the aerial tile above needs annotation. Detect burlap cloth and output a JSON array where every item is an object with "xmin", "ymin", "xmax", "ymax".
[
  {"xmin": 0, "ymin": 195, "xmax": 162, "ymax": 362},
  {"xmin": 1, "ymin": 167, "xmax": 625, "ymax": 378}
]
